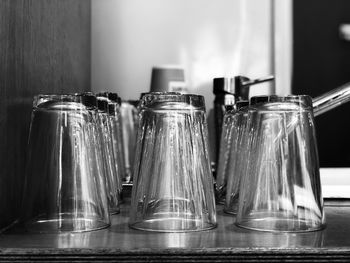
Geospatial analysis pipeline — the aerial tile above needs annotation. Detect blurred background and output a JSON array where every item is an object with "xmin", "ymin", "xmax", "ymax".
[{"xmin": 91, "ymin": 0, "xmax": 276, "ymax": 103}]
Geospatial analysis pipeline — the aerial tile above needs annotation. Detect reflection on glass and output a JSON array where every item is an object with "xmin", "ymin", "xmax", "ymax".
[
  {"xmin": 108, "ymin": 103, "xmax": 124, "ymax": 199},
  {"xmin": 224, "ymin": 105, "xmax": 249, "ymax": 214},
  {"xmin": 226, "ymin": 226, "xmax": 325, "ymax": 248},
  {"xmin": 57, "ymin": 233, "xmax": 92, "ymax": 248},
  {"xmin": 120, "ymin": 101, "xmax": 139, "ymax": 183},
  {"xmin": 215, "ymin": 100, "xmax": 248, "ymax": 208},
  {"xmin": 215, "ymin": 110, "xmax": 236, "ymax": 204}
]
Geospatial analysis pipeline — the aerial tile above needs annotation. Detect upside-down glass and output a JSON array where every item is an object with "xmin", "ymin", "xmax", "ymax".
[
  {"xmin": 236, "ymin": 95, "xmax": 325, "ymax": 232},
  {"xmin": 233, "ymin": 81, "xmax": 350, "ymax": 232},
  {"xmin": 21, "ymin": 94, "xmax": 110, "ymax": 233},
  {"xmin": 98, "ymin": 92, "xmax": 127, "ymax": 185},
  {"xmin": 216, "ymin": 101, "xmax": 249, "ymax": 205},
  {"xmin": 108, "ymin": 103, "xmax": 124, "ymax": 195},
  {"xmin": 96, "ymin": 97, "xmax": 121, "ymax": 214},
  {"xmin": 97, "ymin": 92, "xmax": 125, "ymax": 194},
  {"xmin": 120, "ymin": 101, "xmax": 139, "ymax": 183},
  {"xmin": 129, "ymin": 92, "xmax": 217, "ymax": 232},
  {"xmin": 224, "ymin": 97, "xmax": 276, "ymax": 214}
]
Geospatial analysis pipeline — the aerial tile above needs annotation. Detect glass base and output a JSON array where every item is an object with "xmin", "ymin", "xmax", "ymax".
[
  {"xmin": 25, "ymin": 217, "xmax": 110, "ymax": 233},
  {"xmin": 236, "ymin": 217, "xmax": 325, "ymax": 233},
  {"xmin": 129, "ymin": 218, "xmax": 217, "ymax": 233}
]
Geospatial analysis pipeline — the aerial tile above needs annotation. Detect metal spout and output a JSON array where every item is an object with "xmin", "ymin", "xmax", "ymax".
[{"xmin": 313, "ymin": 81, "xmax": 350, "ymax": 116}]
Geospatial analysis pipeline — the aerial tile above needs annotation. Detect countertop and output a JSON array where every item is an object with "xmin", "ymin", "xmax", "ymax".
[{"xmin": 0, "ymin": 199, "xmax": 350, "ymax": 262}]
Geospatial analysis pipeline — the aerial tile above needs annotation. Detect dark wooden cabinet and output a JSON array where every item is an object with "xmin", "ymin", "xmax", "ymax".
[{"xmin": 0, "ymin": 0, "xmax": 91, "ymax": 229}]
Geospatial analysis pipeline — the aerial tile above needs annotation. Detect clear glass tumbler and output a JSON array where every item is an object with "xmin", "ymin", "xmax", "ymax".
[
  {"xmin": 98, "ymin": 92, "xmax": 127, "ymax": 186},
  {"xmin": 21, "ymin": 94, "xmax": 110, "ymax": 233},
  {"xmin": 129, "ymin": 92, "xmax": 217, "ymax": 232},
  {"xmin": 108, "ymin": 103, "xmax": 124, "ymax": 196},
  {"xmin": 224, "ymin": 97, "xmax": 274, "ymax": 214},
  {"xmin": 96, "ymin": 97, "xmax": 121, "ymax": 214},
  {"xmin": 236, "ymin": 95, "xmax": 325, "ymax": 232},
  {"xmin": 97, "ymin": 92, "xmax": 125, "ymax": 196},
  {"xmin": 216, "ymin": 101, "xmax": 249, "ymax": 205},
  {"xmin": 120, "ymin": 101, "xmax": 139, "ymax": 183},
  {"xmin": 223, "ymin": 103, "xmax": 250, "ymax": 214}
]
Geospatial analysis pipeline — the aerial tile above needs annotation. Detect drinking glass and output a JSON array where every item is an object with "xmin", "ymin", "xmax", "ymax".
[
  {"xmin": 120, "ymin": 101, "xmax": 139, "ymax": 183},
  {"xmin": 97, "ymin": 92, "xmax": 125, "ymax": 192},
  {"xmin": 223, "ymin": 97, "xmax": 276, "ymax": 214},
  {"xmin": 108, "ymin": 103, "xmax": 124, "ymax": 194},
  {"xmin": 236, "ymin": 96, "xmax": 325, "ymax": 232},
  {"xmin": 21, "ymin": 94, "xmax": 110, "ymax": 233},
  {"xmin": 216, "ymin": 101, "xmax": 249, "ymax": 205},
  {"xmin": 224, "ymin": 96, "xmax": 281, "ymax": 214},
  {"xmin": 129, "ymin": 92, "xmax": 216, "ymax": 232},
  {"xmin": 96, "ymin": 97, "xmax": 121, "ymax": 214}
]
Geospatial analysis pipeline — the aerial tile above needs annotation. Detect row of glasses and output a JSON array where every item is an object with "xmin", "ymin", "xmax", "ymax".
[
  {"xmin": 128, "ymin": 92, "xmax": 324, "ymax": 233},
  {"xmin": 21, "ymin": 92, "xmax": 127, "ymax": 233},
  {"xmin": 21, "ymin": 91, "xmax": 325, "ymax": 234}
]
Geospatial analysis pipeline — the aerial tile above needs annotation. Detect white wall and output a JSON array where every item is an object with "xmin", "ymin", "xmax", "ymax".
[
  {"xmin": 91, "ymin": 0, "xmax": 273, "ymax": 108},
  {"xmin": 273, "ymin": 0, "xmax": 293, "ymax": 96}
]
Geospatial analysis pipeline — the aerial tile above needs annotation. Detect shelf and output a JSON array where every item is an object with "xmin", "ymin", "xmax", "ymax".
[{"xmin": 0, "ymin": 200, "xmax": 350, "ymax": 261}]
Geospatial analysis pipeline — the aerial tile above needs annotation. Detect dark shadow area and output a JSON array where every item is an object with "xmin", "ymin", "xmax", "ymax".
[{"xmin": 293, "ymin": 0, "xmax": 350, "ymax": 167}]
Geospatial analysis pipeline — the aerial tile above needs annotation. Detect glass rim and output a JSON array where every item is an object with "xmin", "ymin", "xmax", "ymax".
[
  {"xmin": 249, "ymin": 95, "xmax": 313, "ymax": 112},
  {"xmin": 96, "ymin": 92, "xmax": 122, "ymax": 105},
  {"xmin": 140, "ymin": 92, "xmax": 206, "ymax": 110},
  {"xmin": 33, "ymin": 93, "xmax": 97, "ymax": 110}
]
